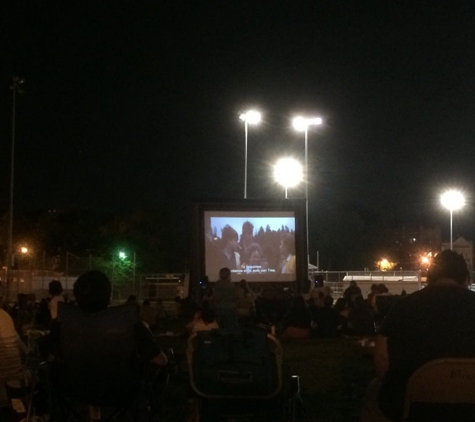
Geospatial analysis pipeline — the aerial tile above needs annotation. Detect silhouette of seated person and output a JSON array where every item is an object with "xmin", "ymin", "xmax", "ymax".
[
  {"xmin": 282, "ymin": 295, "xmax": 312, "ymax": 338},
  {"xmin": 311, "ymin": 295, "xmax": 341, "ymax": 338},
  {"xmin": 334, "ymin": 297, "xmax": 351, "ymax": 332},
  {"xmin": 49, "ymin": 270, "xmax": 167, "ymax": 410},
  {"xmin": 140, "ymin": 299, "xmax": 158, "ymax": 330},
  {"xmin": 235, "ymin": 279, "xmax": 257, "ymax": 327},
  {"xmin": 347, "ymin": 294, "xmax": 376, "ymax": 337},
  {"xmin": 343, "ymin": 280, "xmax": 362, "ymax": 305},
  {"xmin": 186, "ymin": 302, "xmax": 219, "ymax": 335}
]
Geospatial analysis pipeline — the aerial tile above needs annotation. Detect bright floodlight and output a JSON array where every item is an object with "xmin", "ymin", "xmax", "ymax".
[
  {"xmin": 119, "ymin": 251, "xmax": 127, "ymax": 260},
  {"xmin": 240, "ymin": 110, "xmax": 261, "ymax": 125},
  {"xmin": 440, "ymin": 190, "xmax": 465, "ymax": 211},
  {"xmin": 292, "ymin": 116, "xmax": 323, "ymax": 131},
  {"xmin": 274, "ymin": 158, "xmax": 303, "ymax": 188}
]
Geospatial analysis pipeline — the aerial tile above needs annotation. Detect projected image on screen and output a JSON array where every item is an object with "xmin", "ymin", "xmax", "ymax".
[{"xmin": 204, "ymin": 211, "xmax": 297, "ymax": 282}]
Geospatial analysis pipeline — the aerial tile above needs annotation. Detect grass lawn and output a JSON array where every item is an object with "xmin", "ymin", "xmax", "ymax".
[
  {"xmin": 156, "ymin": 319, "xmax": 375, "ymax": 422},
  {"xmin": 280, "ymin": 337, "xmax": 374, "ymax": 421}
]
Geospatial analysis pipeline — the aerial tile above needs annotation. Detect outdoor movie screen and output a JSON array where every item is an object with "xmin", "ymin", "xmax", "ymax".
[{"xmin": 204, "ymin": 210, "xmax": 297, "ymax": 282}]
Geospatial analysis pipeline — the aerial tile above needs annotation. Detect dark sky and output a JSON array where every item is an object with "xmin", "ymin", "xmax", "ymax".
[{"xmin": 1, "ymin": 1, "xmax": 475, "ymax": 236}]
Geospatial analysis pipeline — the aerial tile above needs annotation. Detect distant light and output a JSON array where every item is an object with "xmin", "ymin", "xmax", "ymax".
[
  {"xmin": 274, "ymin": 158, "xmax": 303, "ymax": 188},
  {"xmin": 440, "ymin": 190, "xmax": 465, "ymax": 211},
  {"xmin": 292, "ymin": 116, "xmax": 323, "ymax": 132},
  {"xmin": 239, "ymin": 110, "xmax": 261, "ymax": 125},
  {"xmin": 119, "ymin": 251, "xmax": 127, "ymax": 260},
  {"xmin": 21, "ymin": 247, "xmax": 28, "ymax": 254}
]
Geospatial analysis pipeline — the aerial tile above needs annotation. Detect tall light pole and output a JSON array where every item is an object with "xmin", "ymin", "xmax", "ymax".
[
  {"xmin": 274, "ymin": 157, "xmax": 303, "ymax": 199},
  {"xmin": 292, "ymin": 116, "xmax": 323, "ymax": 259},
  {"xmin": 6, "ymin": 76, "xmax": 25, "ymax": 301},
  {"xmin": 440, "ymin": 190, "xmax": 465, "ymax": 250},
  {"xmin": 239, "ymin": 110, "xmax": 261, "ymax": 199}
]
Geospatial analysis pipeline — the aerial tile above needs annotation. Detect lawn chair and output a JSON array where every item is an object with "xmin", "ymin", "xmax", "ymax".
[
  {"xmin": 51, "ymin": 304, "xmax": 151, "ymax": 421},
  {"xmin": 403, "ymin": 358, "xmax": 475, "ymax": 421},
  {"xmin": 187, "ymin": 327, "xmax": 300, "ymax": 421}
]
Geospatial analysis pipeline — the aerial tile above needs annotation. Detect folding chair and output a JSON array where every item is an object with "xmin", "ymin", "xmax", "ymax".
[
  {"xmin": 52, "ymin": 304, "xmax": 150, "ymax": 422},
  {"xmin": 403, "ymin": 358, "xmax": 475, "ymax": 421},
  {"xmin": 187, "ymin": 328, "xmax": 300, "ymax": 421}
]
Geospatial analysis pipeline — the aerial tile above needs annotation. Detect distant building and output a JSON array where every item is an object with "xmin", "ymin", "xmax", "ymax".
[{"xmin": 442, "ymin": 237, "xmax": 473, "ymax": 271}]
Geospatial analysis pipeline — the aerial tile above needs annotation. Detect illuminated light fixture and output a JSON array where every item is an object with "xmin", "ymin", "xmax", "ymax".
[
  {"xmin": 119, "ymin": 251, "xmax": 127, "ymax": 260},
  {"xmin": 274, "ymin": 157, "xmax": 303, "ymax": 198},
  {"xmin": 20, "ymin": 247, "xmax": 28, "ymax": 254},
  {"xmin": 292, "ymin": 116, "xmax": 323, "ymax": 132},
  {"xmin": 440, "ymin": 190, "xmax": 465, "ymax": 250},
  {"xmin": 239, "ymin": 109, "xmax": 261, "ymax": 199},
  {"xmin": 239, "ymin": 110, "xmax": 261, "ymax": 125}
]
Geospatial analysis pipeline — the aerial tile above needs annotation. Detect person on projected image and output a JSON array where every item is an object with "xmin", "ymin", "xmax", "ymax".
[
  {"xmin": 279, "ymin": 232, "xmax": 296, "ymax": 274},
  {"xmin": 244, "ymin": 242, "xmax": 269, "ymax": 274},
  {"xmin": 239, "ymin": 221, "xmax": 255, "ymax": 257},
  {"xmin": 217, "ymin": 225, "xmax": 241, "ymax": 271}
]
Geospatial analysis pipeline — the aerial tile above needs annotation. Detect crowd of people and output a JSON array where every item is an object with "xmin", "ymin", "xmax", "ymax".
[{"xmin": 1, "ymin": 249, "xmax": 474, "ymax": 420}]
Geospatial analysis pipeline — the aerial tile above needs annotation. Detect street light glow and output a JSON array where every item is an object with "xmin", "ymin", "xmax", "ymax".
[
  {"xmin": 119, "ymin": 251, "xmax": 127, "ymax": 260},
  {"xmin": 21, "ymin": 247, "xmax": 28, "ymax": 254},
  {"xmin": 440, "ymin": 190, "xmax": 465, "ymax": 211},
  {"xmin": 239, "ymin": 110, "xmax": 261, "ymax": 125},
  {"xmin": 292, "ymin": 116, "xmax": 323, "ymax": 131},
  {"xmin": 274, "ymin": 158, "xmax": 303, "ymax": 188}
]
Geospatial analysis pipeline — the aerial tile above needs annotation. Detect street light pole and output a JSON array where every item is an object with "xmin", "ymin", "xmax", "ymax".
[
  {"xmin": 239, "ymin": 110, "xmax": 261, "ymax": 199},
  {"xmin": 304, "ymin": 128, "xmax": 309, "ymax": 252},
  {"xmin": 6, "ymin": 76, "xmax": 24, "ymax": 302},
  {"xmin": 244, "ymin": 119, "xmax": 248, "ymax": 199},
  {"xmin": 440, "ymin": 189, "xmax": 465, "ymax": 250},
  {"xmin": 292, "ymin": 116, "xmax": 323, "ymax": 263},
  {"xmin": 450, "ymin": 209, "xmax": 453, "ymax": 250}
]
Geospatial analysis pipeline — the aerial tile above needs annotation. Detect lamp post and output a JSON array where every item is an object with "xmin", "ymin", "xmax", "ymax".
[
  {"xmin": 274, "ymin": 158, "xmax": 303, "ymax": 198},
  {"xmin": 440, "ymin": 190, "xmax": 465, "ymax": 250},
  {"xmin": 6, "ymin": 76, "xmax": 25, "ymax": 301},
  {"xmin": 239, "ymin": 110, "xmax": 261, "ymax": 199},
  {"xmin": 292, "ymin": 116, "xmax": 323, "ymax": 258}
]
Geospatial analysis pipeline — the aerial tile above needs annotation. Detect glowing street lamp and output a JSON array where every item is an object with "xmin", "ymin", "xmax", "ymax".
[
  {"xmin": 118, "ymin": 251, "xmax": 127, "ymax": 260},
  {"xmin": 292, "ymin": 116, "xmax": 323, "ymax": 259},
  {"xmin": 420, "ymin": 253, "xmax": 432, "ymax": 270},
  {"xmin": 440, "ymin": 190, "xmax": 465, "ymax": 250},
  {"xmin": 274, "ymin": 158, "xmax": 303, "ymax": 198},
  {"xmin": 240, "ymin": 110, "xmax": 261, "ymax": 199}
]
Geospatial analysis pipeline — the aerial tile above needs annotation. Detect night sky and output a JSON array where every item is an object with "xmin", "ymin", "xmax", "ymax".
[{"xmin": 2, "ymin": 2, "xmax": 475, "ymax": 240}]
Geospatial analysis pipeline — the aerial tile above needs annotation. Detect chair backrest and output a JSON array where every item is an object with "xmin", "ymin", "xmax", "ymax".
[
  {"xmin": 187, "ymin": 328, "xmax": 283, "ymax": 399},
  {"xmin": 403, "ymin": 358, "xmax": 475, "ymax": 421},
  {"xmin": 56, "ymin": 304, "xmax": 140, "ymax": 407}
]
